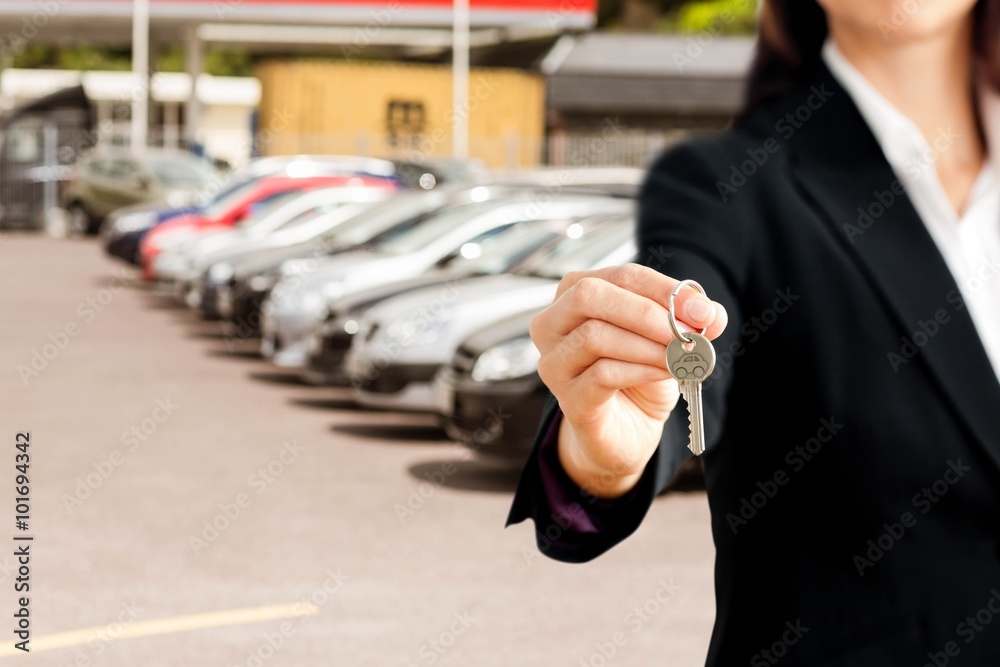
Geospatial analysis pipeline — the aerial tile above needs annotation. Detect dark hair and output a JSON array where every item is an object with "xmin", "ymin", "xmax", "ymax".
[{"xmin": 744, "ymin": 0, "xmax": 1000, "ymax": 111}]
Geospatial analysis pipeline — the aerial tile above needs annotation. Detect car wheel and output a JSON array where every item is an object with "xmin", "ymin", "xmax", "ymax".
[{"xmin": 67, "ymin": 204, "xmax": 93, "ymax": 237}]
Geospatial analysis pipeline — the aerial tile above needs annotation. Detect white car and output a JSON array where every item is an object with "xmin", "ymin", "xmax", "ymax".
[
  {"xmin": 152, "ymin": 184, "xmax": 392, "ymax": 295},
  {"xmin": 345, "ymin": 216, "xmax": 636, "ymax": 411},
  {"xmin": 260, "ymin": 194, "xmax": 632, "ymax": 368}
]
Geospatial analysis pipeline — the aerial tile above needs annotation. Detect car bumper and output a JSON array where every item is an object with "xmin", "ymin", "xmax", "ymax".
[
  {"xmin": 231, "ymin": 286, "xmax": 268, "ymax": 331},
  {"xmin": 199, "ymin": 281, "xmax": 229, "ymax": 320},
  {"xmin": 346, "ymin": 352, "xmax": 440, "ymax": 411},
  {"xmin": 261, "ymin": 307, "xmax": 320, "ymax": 368},
  {"xmin": 304, "ymin": 329, "xmax": 353, "ymax": 386},
  {"xmin": 105, "ymin": 233, "xmax": 143, "ymax": 265},
  {"xmin": 436, "ymin": 367, "xmax": 548, "ymax": 462}
]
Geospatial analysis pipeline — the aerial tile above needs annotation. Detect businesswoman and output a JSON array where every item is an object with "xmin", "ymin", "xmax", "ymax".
[{"xmin": 508, "ymin": 0, "xmax": 1000, "ymax": 664}]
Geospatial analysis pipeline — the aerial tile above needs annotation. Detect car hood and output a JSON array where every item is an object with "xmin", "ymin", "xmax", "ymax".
[
  {"xmin": 459, "ymin": 307, "xmax": 541, "ymax": 356},
  {"xmin": 364, "ymin": 273, "xmax": 556, "ymax": 324},
  {"xmin": 333, "ymin": 268, "xmax": 469, "ymax": 318},
  {"xmin": 189, "ymin": 229, "xmax": 246, "ymax": 261},
  {"xmin": 197, "ymin": 214, "xmax": 350, "ymax": 273},
  {"xmin": 353, "ymin": 274, "xmax": 558, "ymax": 364},
  {"xmin": 293, "ymin": 251, "xmax": 428, "ymax": 296}
]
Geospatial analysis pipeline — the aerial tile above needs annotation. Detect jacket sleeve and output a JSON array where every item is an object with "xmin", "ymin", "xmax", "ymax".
[{"xmin": 505, "ymin": 140, "xmax": 751, "ymax": 563}]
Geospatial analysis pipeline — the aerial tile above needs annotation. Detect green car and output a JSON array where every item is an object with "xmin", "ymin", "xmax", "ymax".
[{"xmin": 61, "ymin": 149, "xmax": 220, "ymax": 235}]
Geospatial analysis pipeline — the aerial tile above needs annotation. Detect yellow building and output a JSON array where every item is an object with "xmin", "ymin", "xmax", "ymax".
[{"xmin": 255, "ymin": 60, "xmax": 544, "ymax": 168}]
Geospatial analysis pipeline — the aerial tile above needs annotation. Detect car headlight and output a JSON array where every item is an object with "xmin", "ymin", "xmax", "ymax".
[
  {"xmin": 471, "ymin": 337, "xmax": 540, "ymax": 382},
  {"xmin": 208, "ymin": 263, "xmax": 234, "ymax": 284},
  {"xmin": 165, "ymin": 190, "xmax": 194, "ymax": 208},
  {"xmin": 301, "ymin": 291, "xmax": 327, "ymax": 318},
  {"xmin": 280, "ymin": 258, "xmax": 317, "ymax": 278},
  {"xmin": 321, "ymin": 281, "xmax": 344, "ymax": 302},
  {"xmin": 112, "ymin": 211, "xmax": 157, "ymax": 234},
  {"xmin": 385, "ymin": 315, "xmax": 450, "ymax": 347},
  {"xmin": 248, "ymin": 273, "xmax": 277, "ymax": 292}
]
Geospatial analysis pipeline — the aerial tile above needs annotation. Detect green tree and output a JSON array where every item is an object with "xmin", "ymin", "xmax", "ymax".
[{"xmin": 676, "ymin": 0, "xmax": 757, "ymax": 34}]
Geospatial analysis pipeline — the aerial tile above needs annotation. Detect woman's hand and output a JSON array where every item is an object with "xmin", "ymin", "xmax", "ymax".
[{"xmin": 530, "ymin": 264, "xmax": 728, "ymax": 499}]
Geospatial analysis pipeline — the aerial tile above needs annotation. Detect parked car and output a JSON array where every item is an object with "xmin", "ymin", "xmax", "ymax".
[
  {"xmin": 216, "ymin": 186, "xmax": 475, "ymax": 332},
  {"xmin": 391, "ymin": 158, "xmax": 490, "ymax": 190},
  {"xmin": 101, "ymin": 155, "xmax": 399, "ymax": 265},
  {"xmin": 262, "ymin": 195, "xmax": 631, "ymax": 369},
  {"xmin": 220, "ymin": 182, "xmax": 580, "ymax": 339},
  {"xmin": 153, "ymin": 183, "xmax": 394, "ymax": 304},
  {"xmin": 344, "ymin": 215, "xmax": 636, "ymax": 411},
  {"xmin": 139, "ymin": 174, "xmax": 397, "ymax": 281},
  {"xmin": 434, "ymin": 304, "xmax": 707, "ymax": 497},
  {"xmin": 432, "ymin": 307, "xmax": 545, "ymax": 461},
  {"xmin": 62, "ymin": 149, "xmax": 220, "ymax": 235},
  {"xmin": 301, "ymin": 213, "xmax": 616, "ymax": 386}
]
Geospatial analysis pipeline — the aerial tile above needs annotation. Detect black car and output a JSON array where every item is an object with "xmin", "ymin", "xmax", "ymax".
[
  {"xmin": 433, "ymin": 308, "xmax": 547, "ymax": 462},
  {"xmin": 436, "ymin": 308, "xmax": 707, "ymax": 490}
]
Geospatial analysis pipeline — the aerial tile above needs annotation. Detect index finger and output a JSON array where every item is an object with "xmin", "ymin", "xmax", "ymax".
[{"xmin": 557, "ymin": 263, "xmax": 726, "ymax": 338}]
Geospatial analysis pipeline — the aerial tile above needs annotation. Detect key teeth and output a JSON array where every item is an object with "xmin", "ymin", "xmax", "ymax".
[{"xmin": 686, "ymin": 404, "xmax": 704, "ymax": 456}]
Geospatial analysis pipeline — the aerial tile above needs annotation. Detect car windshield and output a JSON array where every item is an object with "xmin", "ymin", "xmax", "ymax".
[
  {"xmin": 512, "ymin": 221, "xmax": 633, "ymax": 280},
  {"xmin": 318, "ymin": 192, "xmax": 443, "ymax": 247},
  {"xmin": 201, "ymin": 179, "xmax": 263, "ymax": 219},
  {"xmin": 443, "ymin": 218, "xmax": 574, "ymax": 275},
  {"xmin": 372, "ymin": 200, "xmax": 510, "ymax": 256},
  {"xmin": 270, "ymin": 201, "xmax": 345, "ymax": 233},
  {"xmin": 146, "ymin": 157, "xmax": 217, "ymax": 187}
]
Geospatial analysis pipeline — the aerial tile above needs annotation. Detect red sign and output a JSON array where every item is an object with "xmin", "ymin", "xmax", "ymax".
[{"xmin": 11, "ymin": 0, "xmax": 596, "ymax": 28}]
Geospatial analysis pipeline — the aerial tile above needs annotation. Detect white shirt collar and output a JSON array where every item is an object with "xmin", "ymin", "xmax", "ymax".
[{"xmin": 821, "ymin": 38, "xmax": 1000, "ymax": 215}]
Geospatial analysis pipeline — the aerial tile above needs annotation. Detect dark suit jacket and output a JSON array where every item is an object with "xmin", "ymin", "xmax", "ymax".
[{"xmin": 507, "ymin": 61, "xmax": 1000, "ymax": 666}]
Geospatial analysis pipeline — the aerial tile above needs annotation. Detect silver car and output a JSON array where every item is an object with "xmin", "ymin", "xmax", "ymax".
[
  {"xmin": 260, "ymin": 194, "xmax": 632, "ymax": 368},
  {"xmin": 345, "ymin": 216, "xmax": 636, "ymax": 411},
  {"xmin": 152, "ymin": 184, "xmax": 393, "ymax": 298}
]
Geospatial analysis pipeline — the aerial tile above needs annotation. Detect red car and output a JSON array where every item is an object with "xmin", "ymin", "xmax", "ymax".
[{"xmin": 138, "ymin": 175, "xmax": 396, "ymax": 280}]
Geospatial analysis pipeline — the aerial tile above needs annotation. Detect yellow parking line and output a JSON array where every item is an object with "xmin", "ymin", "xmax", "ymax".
[{"xmin": 0, "ymin": 602, "xmax": 319, "ymax": 657}]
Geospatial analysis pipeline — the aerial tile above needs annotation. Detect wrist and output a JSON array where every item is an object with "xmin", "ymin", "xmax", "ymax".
[{"xmin": 556, "ymin": 417, "xmax": 644, "ymax": 499}]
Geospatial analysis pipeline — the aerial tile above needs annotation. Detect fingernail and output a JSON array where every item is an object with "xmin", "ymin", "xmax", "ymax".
[{"xmin": 685, "ymin": 298, "xmax": 714, "ymax": 322}]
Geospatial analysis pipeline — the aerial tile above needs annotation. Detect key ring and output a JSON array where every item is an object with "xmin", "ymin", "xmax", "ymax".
[{"xmin": 668, "ymin": 279, "xmax": 708, "ymax": 344}]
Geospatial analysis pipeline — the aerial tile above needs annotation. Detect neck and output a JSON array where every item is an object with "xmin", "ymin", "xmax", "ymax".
[{"xmin": 828, "ymin": 20, "xmax": 984, "ymax": 171}]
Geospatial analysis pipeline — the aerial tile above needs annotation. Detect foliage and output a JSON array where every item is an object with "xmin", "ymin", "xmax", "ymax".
[
  {"xmin": 600, "ymin": 0, "xmax": 757, "ymax": 34},
  {"xmin": 11, "ymin": 43, "xmax": 255, "ymax": 76},
  {"xmin": 675, "ymin": 0, "xmax": 758, "ymax": 35}
]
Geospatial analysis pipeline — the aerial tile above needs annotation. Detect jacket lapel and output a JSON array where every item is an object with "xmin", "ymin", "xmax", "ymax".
[{"xmin": 785, "ymin": 64, "xmax": 1000, "ymax": 469}]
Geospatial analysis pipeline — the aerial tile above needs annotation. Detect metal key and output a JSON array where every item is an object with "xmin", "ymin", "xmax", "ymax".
[
  {"xmin": 666, "ymin": 332, "xmax": 716, "ymax": 455},
  {"xmin": 665, "ymin": 280, "xmax": 717, "ymax": 455}
]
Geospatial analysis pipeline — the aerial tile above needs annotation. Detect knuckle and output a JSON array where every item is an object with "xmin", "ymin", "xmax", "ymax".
[
  {"xmin": 609, "ymin": 263, "xmax": 642, "ymax": 290},
  {"xmin": 570, "ymin": 319, "xmax": 604, "ymax": 353},
  {"xmin": 536, "ymin": 353, "xmax": 553, "ymax": 383},
  {"xmin": 570, "ymin": 276, "xmax": 602, "ymax": 308},
  {"xmin": 588, "ymin": 358, "xmax": 617, "ymax": 387},
  {"xmin": 558, "ymin": 270, "xmax": 584, "ymax": 294},
  {"xmin": 528, "ymin": 312, "xmax": 545, "ymax": 344}
]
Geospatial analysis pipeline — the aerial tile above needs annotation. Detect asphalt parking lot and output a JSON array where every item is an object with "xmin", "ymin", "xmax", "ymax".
[{"xmin": 0, "ymin": 234, "xmax": 715, "ymax": 666}]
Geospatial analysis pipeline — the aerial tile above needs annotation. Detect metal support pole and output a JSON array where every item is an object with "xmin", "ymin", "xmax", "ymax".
[
  {"xmin": 452, "ymin": 0, "xmax": 470, "ymax": 160},
  {"xmin": 184, "ymin": 28, "xmax": 204, "ymax": 152},
  {"xmin": 131, "ymin": 0, "xmax": 150, "ymax": 153}
]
